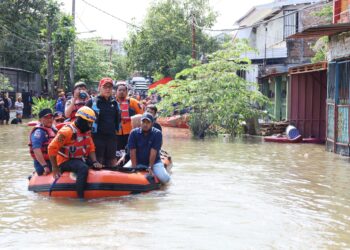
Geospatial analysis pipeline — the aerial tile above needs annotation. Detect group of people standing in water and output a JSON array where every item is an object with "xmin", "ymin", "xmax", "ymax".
[{"xmin": 28, "ymin": 77, "xmax": 170, "ymax": 199}]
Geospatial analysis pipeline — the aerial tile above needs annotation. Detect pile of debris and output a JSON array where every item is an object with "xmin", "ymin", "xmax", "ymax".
[{"xmin": 259, "ymin": 121, "xmax": 290, "ymax": 136}]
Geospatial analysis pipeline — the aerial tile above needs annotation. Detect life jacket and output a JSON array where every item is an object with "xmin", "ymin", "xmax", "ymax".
[
  {"xmin": 29, "ymin": 124, "xmax": 57, "ymax": 161},
  {"xmin": 57, "ymin": 124, "xmax": 91, "ymax": 160},
  {"xmin": 69, "ymin": 102, "xmax": 85, "ymax": 121},
  {"xmin": 91, "ymin": 97, "xmax": 100, "ymax": 133},
  {"xmin": 119, "ymin": 99, "xmax": 136, "ymax": 122}
]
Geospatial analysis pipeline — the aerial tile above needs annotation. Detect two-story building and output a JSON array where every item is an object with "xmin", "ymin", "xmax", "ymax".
[
  {"xmin": 289, "ymin": 0, "xmax": 350, "ymax": 155},
  {"xmin": 236, "ymin": 0, "xmax": 327, "ymax": 122}
]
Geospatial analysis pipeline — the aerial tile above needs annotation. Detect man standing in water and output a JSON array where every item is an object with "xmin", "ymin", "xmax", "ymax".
[{"xmin": 128, "ymin": 113, "xmax": 170, "ymax": 184}]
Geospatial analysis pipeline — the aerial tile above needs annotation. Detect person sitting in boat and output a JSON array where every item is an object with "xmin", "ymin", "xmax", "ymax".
[
  {"xmin": 146, "ymin": 104, "xmax": 162, "ymax": 132},
  {"xmin": 48, "ymin": 106, "xmax": 103, "ymax": 199},
  {"xmin": 128, "ymin": 112, "xmax": 170, "ymax": 184},
  {"xmin": 64, "ymin": 81, "xmax": 89, "ymax": 122},
  {"xmin": 115, "ymin": 82, "xmax": 143, "ymax": 151},
  {"xmin": 86, "ymin": 77, "xmax": 120, "ymax": 167},
  {"xmin": 28, "ymin": 108, "xmax": 57, "ymax": 176},
  {"xmin": 53, "ymin": 111, "xmax": 65, "ymax": 127}
]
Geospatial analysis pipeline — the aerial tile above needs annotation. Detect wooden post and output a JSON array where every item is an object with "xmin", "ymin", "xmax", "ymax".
[{"xmin": 275, "ymin": 76, "xmax": 282, "ymax": 120}]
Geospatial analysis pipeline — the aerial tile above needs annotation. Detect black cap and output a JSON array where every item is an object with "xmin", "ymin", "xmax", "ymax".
[
  {"xmin": 141, "ymin": 112, "xmax": 154, "ymax": 123},
  {"xmin": 38, "ymin": 108, "xmax": 53, "ymax": 118},
  {"xmin": 53, "ymin": 111, "xmax": 63, "ymax": 118}
]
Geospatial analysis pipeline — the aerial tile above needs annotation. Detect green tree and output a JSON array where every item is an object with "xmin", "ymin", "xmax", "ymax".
[
  {"xmin": 153, "ymin": 40, "xmax": 269, "ymax": 137},
  {"xmin": 43, "ymin": 0, "xmax": 60, "ymax": 95},
  {"xmin": 124, "ymin": 0, "xmax": 219, "ymax": 78},
  {"xmin": 311, "ymin": 5, "xmax": 333, "ymax": 63},
  {"xmin": 53, "ymin": 14, "xmax": 75, "ymax": 90},
  {"xmin": 0, "ymin": 0, "xmax": 48, "ymax": 72},
  {"xmin": 0, "ymin": 73, "xmax": 13, "ymax": 92},
  {"xmin": 74, "ymin": 38, "xmax": 131, "ymax": 88},
  {"xmin": 111, "ymin": 53, "xmax": 131, "ymax": 80}
]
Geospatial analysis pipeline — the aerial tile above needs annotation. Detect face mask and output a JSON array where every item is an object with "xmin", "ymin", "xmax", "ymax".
[{"xmin": 75, "ymin": 117, "xmax": 92, "ymax": 133}]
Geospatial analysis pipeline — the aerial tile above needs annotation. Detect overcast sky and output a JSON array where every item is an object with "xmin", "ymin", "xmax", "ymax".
[{"xmin": 60, "ymin": 0, "xmax": 273, "ymax": 40}]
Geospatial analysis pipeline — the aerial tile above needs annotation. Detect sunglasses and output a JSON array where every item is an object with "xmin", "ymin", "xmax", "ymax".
[{"xmin": 55, "ymin": 118, "xmax": 65, "ymax": 122}]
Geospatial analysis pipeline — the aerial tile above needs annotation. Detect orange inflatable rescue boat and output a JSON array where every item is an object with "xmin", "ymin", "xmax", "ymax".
[{"xmin": 28, "ymin": 153, "xmax": 172, "ymax": 199}]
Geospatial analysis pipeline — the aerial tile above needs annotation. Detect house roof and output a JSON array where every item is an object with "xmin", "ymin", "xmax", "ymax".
[
  {"xmin": 235, "ymin": 0, "xmax": 323, "ymax": 27},
  {"xmin": 288, "ymin": 23, "xmax": 350, "ymax": 39}
]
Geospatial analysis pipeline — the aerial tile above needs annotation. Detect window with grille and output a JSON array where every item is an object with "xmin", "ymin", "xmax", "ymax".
[{"xmin": 284, "ymin": 10, "xmax": 298, "ymax": 39}]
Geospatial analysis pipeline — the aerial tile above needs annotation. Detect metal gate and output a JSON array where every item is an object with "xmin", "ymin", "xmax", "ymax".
[{"xmin": 326, "ymin": 60, "xmax": 350, "ymax": 155}]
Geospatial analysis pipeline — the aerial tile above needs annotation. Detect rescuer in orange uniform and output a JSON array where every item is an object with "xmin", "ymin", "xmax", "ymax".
[
  {"xmin": 115, "ymin": 82, "xmax": 143, "ymax": 151},
  {"xmin": 48, "ymin": 106, "xmax": 103, "ymax": 199}
]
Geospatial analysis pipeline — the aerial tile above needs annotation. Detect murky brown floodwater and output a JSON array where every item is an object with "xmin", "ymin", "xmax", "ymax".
[{"xmin": 1, "ymin": 125, "xmax": 350, "ymax": 249}]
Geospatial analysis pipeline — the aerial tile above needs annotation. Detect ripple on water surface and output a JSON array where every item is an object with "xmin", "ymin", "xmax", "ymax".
[{"xmin": 1, "ymin": 126, "xmax": 350, "ymax": 249}]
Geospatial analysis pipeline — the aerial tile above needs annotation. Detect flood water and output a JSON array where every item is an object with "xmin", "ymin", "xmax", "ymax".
[{"xmin": 1, "ymin": 125, "xmax": 350, "ymax": 249}]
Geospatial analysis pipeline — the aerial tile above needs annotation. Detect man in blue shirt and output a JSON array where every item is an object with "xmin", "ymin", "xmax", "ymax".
[{"xmin": 128, "ymin": 113, "xmax": 170, "ymax": 184}]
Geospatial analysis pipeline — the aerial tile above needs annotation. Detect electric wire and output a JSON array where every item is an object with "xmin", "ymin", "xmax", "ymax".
[{"xmin": 80, "ymin": 0, "xmax": 142, "ymax": 30}]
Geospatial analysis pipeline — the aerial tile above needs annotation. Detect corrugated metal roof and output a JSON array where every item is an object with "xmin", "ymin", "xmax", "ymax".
[
  {"xmin": 288, "ymin": 23, "xmax": 350, "ymax": 38},
  {"xmin": 235, "ymin": 0, "xmax": 323, "ymax": 26},
  {"xmin": 289, "ymin": 61, "xmax": 327, "ymax": 74}
]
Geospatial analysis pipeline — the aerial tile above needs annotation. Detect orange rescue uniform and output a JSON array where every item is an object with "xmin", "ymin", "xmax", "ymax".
[
  {"xmin": 48, "ymin": 123, "xmax": 95, "ymax": 166},
  {"xmin": 116, "ymin": 97, "xmax": 143, "ymax": 135}
]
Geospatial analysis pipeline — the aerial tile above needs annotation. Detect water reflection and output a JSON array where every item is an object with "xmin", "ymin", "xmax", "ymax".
[{"xmin": 1, "ymin": 125, "xmax": 350, "ymax": 249}]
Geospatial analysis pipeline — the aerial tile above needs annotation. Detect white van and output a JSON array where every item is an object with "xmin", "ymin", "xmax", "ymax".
[{"xmin": 131, "ymin": 77, "xmax": 149, "ymax": 93}]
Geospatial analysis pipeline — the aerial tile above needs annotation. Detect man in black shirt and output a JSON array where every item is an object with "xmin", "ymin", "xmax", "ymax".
[
  {"xmin": 86, "ymin": 78, "xmax": 120, "ymax": 166},
  {"xmin": 146, "ymin": 104, "xmax": 162, "ymax": 132}
]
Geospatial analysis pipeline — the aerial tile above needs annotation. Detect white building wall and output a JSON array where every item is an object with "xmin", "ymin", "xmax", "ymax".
[
  {"xmin": 256, "ymin": 11, "xmax": 286, "ymax": 52},
  {"xmin": 246, "ymin": 64, "xmax": 259, "ymax": 84}
]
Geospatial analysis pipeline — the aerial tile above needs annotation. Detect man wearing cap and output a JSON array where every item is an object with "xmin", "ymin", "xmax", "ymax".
[
  {"xmin": 86, "ymin": 77, "xmax": 120, "ymax": 166},
  {"xmin": 128, "ymin": 112, "xmax": 170, "ymax": 184},
  {"xmin": 115, "ymin": 82, "xmax": 143, "ymax": 151},
  {"xmin": 65, "ymin": 81, "xmax": 89, "ymax": 121},
  {"xmin": 28, "ymin": 108, "xmax": 57, "ymax": 176}
]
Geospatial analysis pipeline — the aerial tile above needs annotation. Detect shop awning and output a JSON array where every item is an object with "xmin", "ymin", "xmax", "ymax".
[
  {"xmin": 148, "ymin": 77, "xmax": 173, "ymax": 89},
  {"xmin": 288, "ymin": 23, "xmax": 350, "ymax": 39}
]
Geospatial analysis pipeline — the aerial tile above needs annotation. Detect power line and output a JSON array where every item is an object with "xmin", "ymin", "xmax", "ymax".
[
  {"xmin": 0, "ymin": 25, "xmax": 47, "ymax": 47},
  {"xmin": 80, "ymin": 0, "xmax": 142, "ymax": 30}
]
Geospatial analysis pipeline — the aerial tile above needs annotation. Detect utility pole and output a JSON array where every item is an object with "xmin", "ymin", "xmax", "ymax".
[
  {"xmin": 191, "ymin": 12, "xmax": 196, "ymax": 61},
  {"xmin": 109, "ymin": 37, "xmax": 113, "ymax": 70},
  {"xmin": 69, "ymin": 0, "xmax": 76, "ymax": 89}
]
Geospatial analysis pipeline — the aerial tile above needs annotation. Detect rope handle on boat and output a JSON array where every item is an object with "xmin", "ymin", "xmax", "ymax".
[{"xmin": 49, "ymin": 175, "xmax": 61, "ymax": 196}]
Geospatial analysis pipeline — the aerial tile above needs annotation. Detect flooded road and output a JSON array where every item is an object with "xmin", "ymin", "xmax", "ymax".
[{"xmin": 1, "ymin": 125, "xmax": 350, "ymax": 249}]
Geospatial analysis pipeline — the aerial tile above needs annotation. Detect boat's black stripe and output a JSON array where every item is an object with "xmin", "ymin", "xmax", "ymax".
[{"xmin": 28, "ymin": 182, "xmax": 160, "ymax": 193}]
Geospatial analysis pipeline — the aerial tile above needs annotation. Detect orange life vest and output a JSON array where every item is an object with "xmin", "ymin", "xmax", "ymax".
[
  {"xmin": 29, "ymin": 125, "xmax": 57, "ymax": 160},
  {"xmin": 58, "ymin": 124, "xmax": 91, "ymax": 161},
  {"xmin": 120, "ymin": 100, "xmax": 132, "ymax": 122}
]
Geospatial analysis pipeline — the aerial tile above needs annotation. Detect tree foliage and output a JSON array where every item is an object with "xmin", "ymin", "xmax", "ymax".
[
  {"xmin": 0, "ymin": 73, "xmax": 13, "ymax": 92},
  {"xmin": 311, "ymin": 5, "xmax": 333, "ymax": 63},
  {"xmin": 32, "ymin": 97, "xmax": 56, "ymax": 117},
  {"xmin": 0, "ymin": 0, "xmax": 48, "ymax": 72},
  {"xmin": 124, "ymin": 0, "xmax": 219, "ymax": 77},
  {"xmin": 153, "ymin": 40, "xmax": 270, "ymax": 137},
  {"xmin": 74, "ymin": 38, "xmax": 130, "ymax": 88}
]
